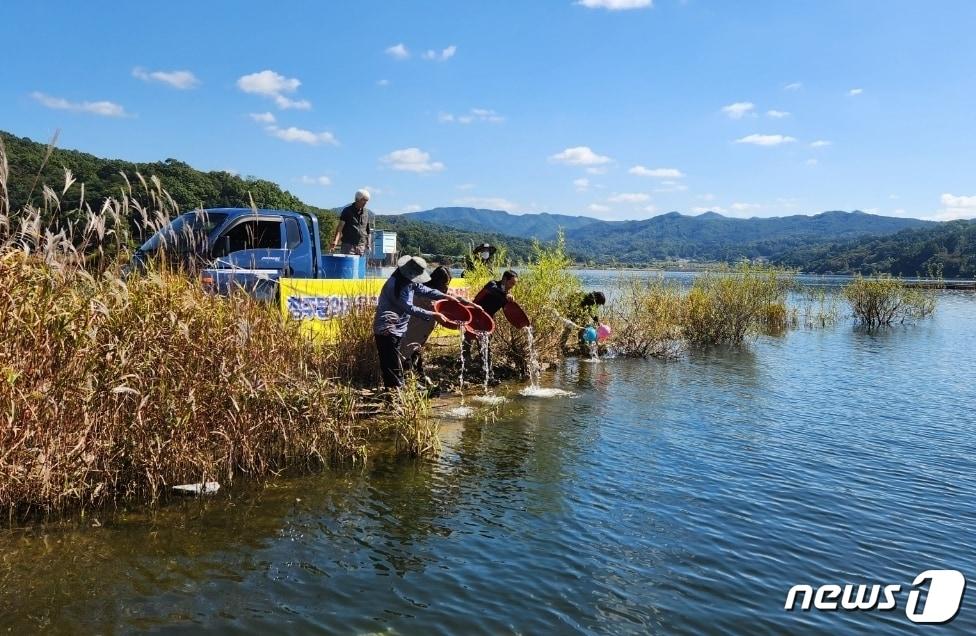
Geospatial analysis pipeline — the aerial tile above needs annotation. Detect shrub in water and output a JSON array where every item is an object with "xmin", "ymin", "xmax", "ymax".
[{"xmin": 843, "ymin": 275, "xmax": 937, "ymax": 327}]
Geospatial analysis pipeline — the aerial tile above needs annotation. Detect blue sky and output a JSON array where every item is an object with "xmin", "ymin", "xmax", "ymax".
[{"xmin": 3, "ymin": 0, "xmax": 974, "ymax": 221}]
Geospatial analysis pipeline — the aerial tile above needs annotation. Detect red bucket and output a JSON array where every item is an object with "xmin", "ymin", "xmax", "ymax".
[
  {"xmin": 464, "ymin": 304, "xmax": 495, "ymax": 335},
  {"xmin": 503, "ymin": 301, "xmax": 530, "ymax": 329},
  {"xmin": 433, "ymin": 298, "xmax": 471, "ymax": 329}
]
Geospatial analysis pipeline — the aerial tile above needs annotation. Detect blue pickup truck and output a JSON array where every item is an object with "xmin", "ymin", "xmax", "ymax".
[{"xmin": 130, "ymin": 207, "xmax": 367, "ymax": 301}]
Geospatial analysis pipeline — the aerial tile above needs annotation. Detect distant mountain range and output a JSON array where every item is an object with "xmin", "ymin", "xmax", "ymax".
[
  {"xmin": 403, "ymin": 207, "xmax": 601, "ymax": 241},
  {"xmin": 3, "ymin": 129, "xmax": 968, "ymax": 274},
  {"xmin": 400, "ymin": 207, "xmax": 935, "ymax": 264}
]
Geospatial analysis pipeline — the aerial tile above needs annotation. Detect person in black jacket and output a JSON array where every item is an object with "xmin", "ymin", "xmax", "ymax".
[
  {"xmin": 474, "ymin": 270, "xmax": 518, "ymax": 317},
  {"xmin": 464, "ymin": 270, "xmax": 519, "ymax": 381}
]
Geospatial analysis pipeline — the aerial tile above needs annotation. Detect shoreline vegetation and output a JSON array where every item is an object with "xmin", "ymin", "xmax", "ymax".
[{"xmin": 0, "ymin": 141, "xmax": 940, "ymax": 523}]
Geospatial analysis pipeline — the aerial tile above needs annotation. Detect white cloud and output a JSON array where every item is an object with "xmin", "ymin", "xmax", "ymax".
[
  {"xmin": 237, "ymin": 70, "xmax": 310, "ymax": 110},
  {"xmin": 848, "ymin": 88, "xmax": 864, "ymax": 96},
  {"xmin": 30, "ymin": 91, "xmax": 128, "ymax": 117},
  {"xmin": 453, "ymin": 196, "xmax": 517, "ymax": 210},
  {"xmin": 249, "ymin": 112, "xmax": 276, "ymax": 124},
  {"xmin": 267, "ymin": 126, "xmax": 338, "ymax": 146},
  {"xmin": 654, "ymin": 181, "xmax": 688, "ymax": 193},
  {"xmin": 784, "ymin": 82, "xmax": 803, "ymax": 91},
  {"xmin": 588, "ymin": 204, "xmax": 611, "ymax": 213},
  {"xmin": 574, "ymin": 177, "xmax": 590, "ymax": 192},
  {"xmin": 810, "ymin": 140, "xmax": 832, "ymax": 148},
  {"xmin": 608, "ymin": 192, "xmax": 651, "ymax": 203},
  {"xmin": 274, "ymin": 95, "xmax": 311, "ymax": 110},
  {"xmin": 299, "ymin": 175, "xmax": 332, "ymax": 187},
  {"xmin": 767, "ymin": 110, "xmax": 790, "ymax": 118},
  {"xmin": 578, "ymin": 0, "xmax": 652, "ymax": 9},
  {"xmin": 722, "ymin": 102, "xmax": 755, "ymax": 119},
  {"xmin": 697, "ymin": 193, "xmax": 716, "ymax": 202},
  {"xmin": 386, "ymin": 43, "xmax": 410, "ymax": 59},
  {"xmin": 586, "ymin": 166, "xmax": 608, "ymax": 175},
  {"xmin": 643, "ymin": 204, "xmax": 659, "ymax": 214},
  {"xmin": 731, "ymin": 202, "xmax": 761, "ymax": 213},
  {"xmin": 937, "ymin": 193, "xmax": 976, "ymax": 220},
  {"xmin": 381, "ymin": 147, "xmax": 445, "ymax": 173},
  {"xmin": 735, "ymin": 134, "xmax": 796, "ymax": 146},
  {"xmin": 440, "ymin": 108, "xmax": 504, "ymax": 124},
  {"xmin": 377, "ymin": 79, "xmax": 390, "ymax": 87},
  {"xmin": 549, "ymin": 146, "xmax": 612, "ymax": 166},
  {"xmin": 629, "ymin": 165, "xmax": 684, "ymax": 178},
  {"xmin": 806, "ymin": 158, "xmax": 819, "ymax": 166},
  {"xmin": 422, "ymin": 45, "xmax": 457, "ymax": 61},
  {"xmin": 403, "ymin": 204, "xmax": 423, "ymax": 213},
  {"xmin": 456, "ymin": 183, "xmax": 476, "ymax": 191},
  {"xmin": 237, "ymin": 70, "xmax": 300, "ymax": 96},
  {"xmin": 132, "ymin": 67, "xmax": 199, "ymax": 89},
  {"xmin": 692, "ymin": 206, "xmax": 727, "ymax": 214}
]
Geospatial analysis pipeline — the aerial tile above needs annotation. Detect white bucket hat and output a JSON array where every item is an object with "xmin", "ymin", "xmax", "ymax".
[{"xmin": 396, "ymin": 255, "xmax": 431, "ymax": 284}]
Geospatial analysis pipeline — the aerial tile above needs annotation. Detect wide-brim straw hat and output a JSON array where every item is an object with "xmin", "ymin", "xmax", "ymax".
[{"xmin": 396, "ymin": 255, "xmax": 431, "ymax": 284}]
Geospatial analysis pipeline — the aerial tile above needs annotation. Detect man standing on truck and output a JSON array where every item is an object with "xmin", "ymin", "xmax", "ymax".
[{"xmin": 331, "ymin": 189, "xmax": 371, "ymax": 255}]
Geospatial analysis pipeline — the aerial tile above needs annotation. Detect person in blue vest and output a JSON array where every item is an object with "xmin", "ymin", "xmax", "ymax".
[{"xmin": 374, "ymin": 256, "xmax": 471, "ymax": 390}]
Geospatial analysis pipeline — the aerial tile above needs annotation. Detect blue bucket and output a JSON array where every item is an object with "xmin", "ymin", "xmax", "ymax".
[{"xmin": 321, "ymin": 255, "xmax": 366, "ymax": 279}]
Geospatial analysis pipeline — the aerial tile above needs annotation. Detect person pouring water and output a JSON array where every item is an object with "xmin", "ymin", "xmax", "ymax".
[
  {"xmin": 331, "ymin": 189, "xmax": 371, "ymax": 255},
  {"xmin": 374, "ymin": 256, "xmax": 473, "ymax": 391}
]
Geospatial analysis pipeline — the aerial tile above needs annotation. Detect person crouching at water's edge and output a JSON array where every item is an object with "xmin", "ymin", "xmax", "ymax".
[
  {"xmin": 332, "ymin": 189, "xmax": 371, "ymax": 255},
  {"xmin": 563, "ymin": 291, "xmax": 606, "ymax": 352},
  {"xmin": 374, "ymin": 256, "xmax": 470, "ymax": 390},
  {"xmin": 466, "ymin": 270, "xmax": 519, "ymax": 378}
]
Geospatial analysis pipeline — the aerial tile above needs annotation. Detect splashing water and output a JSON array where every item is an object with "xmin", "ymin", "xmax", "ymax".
[
  {"xmin": 585, "ymin": 341, "xmax": 601, "ymax": 362},
  {"xmin": 478, "ymin": 331, "xmax": 492, "ymax": 394},
  {"xmin": 457, "ymin": 329, "xmax": 466, "ymax": 400},
  {"xmin": 443, "ymin": 405, "xmax": 475, "ymax": 418},
  {"xmin": 524, "ymin": 326, "xmax": 542, "ymax": 388},
  {"xmin": 472, "ymin": 395, "xmax": 507, "ymax": 405},
  {"xmin": 519, "ymin": 386, "xmax": 575, "ymax": 398}
]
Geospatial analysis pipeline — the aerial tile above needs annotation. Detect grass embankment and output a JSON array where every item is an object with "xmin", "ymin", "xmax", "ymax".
[{"xmin": 0, "ymin": 142, "xmax": 433, "ymax": 520}]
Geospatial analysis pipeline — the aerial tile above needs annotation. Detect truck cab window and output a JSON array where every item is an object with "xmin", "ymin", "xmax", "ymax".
[
  {"xmin": 214, "ymin": 220, "xmax": 283, "ymax": 256},
  {"xmin": 284, "ymin": 217, "xmax": 301, "ymax": 249}
]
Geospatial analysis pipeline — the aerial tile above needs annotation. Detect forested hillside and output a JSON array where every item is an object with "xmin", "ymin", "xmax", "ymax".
[{"xmin": 774, "ymin": 220, "xmax": 976, "ymax": 277}]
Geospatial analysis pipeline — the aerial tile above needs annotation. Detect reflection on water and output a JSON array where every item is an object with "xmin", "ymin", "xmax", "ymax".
[{"xmin": 2, "ymin": 288, "xmax": 975, "ymax": 634}]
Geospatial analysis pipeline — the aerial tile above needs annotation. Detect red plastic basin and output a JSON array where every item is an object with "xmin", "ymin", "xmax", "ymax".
[
  {"xmin": 433, "ymin": 298, "xmax": 471, "ymax": 329},
  {"xmin": 464, "ymin": 304, "xmax": 495, "ymax": 335},
  {"xmin": 503, "ymin": 301, "xmax": 530, "ymax": 329}
]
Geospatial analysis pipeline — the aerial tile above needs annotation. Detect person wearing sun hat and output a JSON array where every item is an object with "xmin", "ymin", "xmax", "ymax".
[{"xmin": 373, "ymin": 256, "xmax": 471, "ymax": 390}]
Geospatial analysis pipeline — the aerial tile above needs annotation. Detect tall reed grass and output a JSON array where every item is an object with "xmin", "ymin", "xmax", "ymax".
[{"xmin": 0, "ymin": 140, "xmax": 429, "ymax": 520}]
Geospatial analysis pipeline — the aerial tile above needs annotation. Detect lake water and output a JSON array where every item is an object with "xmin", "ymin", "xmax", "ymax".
[{"xmin": 2, "ymin": 274, "xmax": 975, "ymax": 634}]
